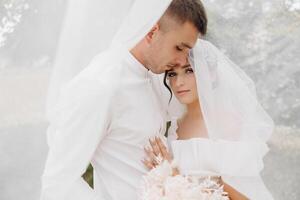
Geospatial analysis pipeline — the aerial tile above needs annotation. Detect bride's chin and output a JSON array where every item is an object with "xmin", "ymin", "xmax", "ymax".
[{"xmin": 175, "ymin": 96, "xmax": 192, "ymax": 105}]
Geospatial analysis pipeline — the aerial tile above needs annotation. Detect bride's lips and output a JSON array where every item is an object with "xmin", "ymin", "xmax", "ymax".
[{"xmin": 177, "ymin": 89, "xmax": 190, "ymax": 95}]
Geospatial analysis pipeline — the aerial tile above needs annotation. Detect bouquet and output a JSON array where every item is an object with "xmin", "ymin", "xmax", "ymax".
[{"xmin": 140, "ymin": 160, "xmax": 229, "ymax": 200}]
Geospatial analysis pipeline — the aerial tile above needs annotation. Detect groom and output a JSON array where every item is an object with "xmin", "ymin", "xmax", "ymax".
[{"xmin": 41, "ymin": 0, "xmax": 207, "ymax": 200}]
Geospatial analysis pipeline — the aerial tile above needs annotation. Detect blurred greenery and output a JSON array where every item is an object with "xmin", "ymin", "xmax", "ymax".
[{"xmin": 82, "ymin": 164, "xmax": 93, "ymax": 188}]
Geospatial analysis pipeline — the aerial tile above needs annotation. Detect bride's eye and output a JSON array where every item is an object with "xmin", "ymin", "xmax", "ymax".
[
  {"xmin": 167, "ymin": 71, "xmax": 177, "ymax": 78},
  {"xmin": 185, "ymin": 68, "xmax": 194, "ymax": 74}
]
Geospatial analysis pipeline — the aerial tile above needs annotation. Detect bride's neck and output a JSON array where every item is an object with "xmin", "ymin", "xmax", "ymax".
[{"xmin": 186, "ymin": 100, "xmax": 203, "ymax": 120}]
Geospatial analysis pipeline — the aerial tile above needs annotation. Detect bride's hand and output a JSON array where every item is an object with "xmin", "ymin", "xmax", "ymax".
[{"xmin": 142, "ymin": 136, "xmax": 173, "ymax": 169}]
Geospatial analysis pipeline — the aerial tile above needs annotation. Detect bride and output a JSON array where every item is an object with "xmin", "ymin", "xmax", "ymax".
[{"xmin": 143, "ymin": 39, "xmax": 274, "ymax": 200}]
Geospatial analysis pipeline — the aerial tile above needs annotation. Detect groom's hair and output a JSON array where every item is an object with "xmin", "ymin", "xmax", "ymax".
[{"xmin": 159, "ymin": 0, "xmax": 208, "ymax": 35}]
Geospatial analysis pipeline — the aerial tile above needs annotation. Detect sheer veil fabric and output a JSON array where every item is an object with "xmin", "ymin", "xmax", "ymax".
[
  {"xmin": 189, "ymin": 39, "xmax": 273, "ymax": 141},
  {"xmin": 164, "ymin": 39, "xmax": 274, "ymax": 199},
  {"xmin": 46, "ymin": 0, "xmax": 171, "ymax": 120}
]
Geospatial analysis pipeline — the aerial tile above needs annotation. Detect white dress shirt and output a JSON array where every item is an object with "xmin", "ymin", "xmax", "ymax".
[{"xmin": 41, "ymin": 46, "xmax": 166, "ymax": 200}]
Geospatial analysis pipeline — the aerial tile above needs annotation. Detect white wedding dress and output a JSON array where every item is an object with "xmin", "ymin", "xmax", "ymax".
[{"xmin": 167, "ymin": 117, "xmax": 274, "ymax": 200}]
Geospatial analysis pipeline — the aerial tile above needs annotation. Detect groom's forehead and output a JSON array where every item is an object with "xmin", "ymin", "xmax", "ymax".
[
  {"xmin": 170, "ymin": 63, "xmax": 191, "ymax": 71},
  {"xmin": 170, "ymin": 30, "xmax": 198, "ymax": 47}
]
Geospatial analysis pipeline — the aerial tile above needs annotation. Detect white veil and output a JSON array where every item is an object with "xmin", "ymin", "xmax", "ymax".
[
  {"xmin": 190, "ymin": 39, "xmax": 274, "ymax": 141},
  {"xmin": 46, "ymin": 1, "xmax": 273, "ymax": 143},
  {"xmin": 46, "ymin": 0, "xmax": 171, "ymax": 120},
  {"xmin": 166, "ymin": 39, "xmax": 274, "ymax": 141},
  {"xmin": 165, "ymin": 39, "xmax": 274, "ymax": 199}
]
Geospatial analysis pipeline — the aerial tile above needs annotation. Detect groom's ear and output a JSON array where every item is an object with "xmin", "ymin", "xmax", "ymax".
[{"xmin": 145, "ymin": 24, "xmax": 160, "ymax": 44}]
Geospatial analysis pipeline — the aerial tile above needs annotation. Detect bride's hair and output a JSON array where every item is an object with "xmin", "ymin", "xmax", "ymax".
[
  {"xmin": 163, "ymin": 71, "xmax": 173, "ymax": 103},
  {"xmin": 159, "ymin": 0, "xmax": 208, "ymax": 35}
]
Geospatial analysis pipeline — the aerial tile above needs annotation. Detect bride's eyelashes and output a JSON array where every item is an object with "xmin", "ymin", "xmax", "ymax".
[
  {"xmin": 185, "ymin": 67, "xmax": 194, "ymax": 74},
  {"xmin": 167, "ymin": 71, "xmax": 177, "ymax": 78},
  {"xmin": 167, "ymin": 67, "xmax": 193, "ymax": 78}
]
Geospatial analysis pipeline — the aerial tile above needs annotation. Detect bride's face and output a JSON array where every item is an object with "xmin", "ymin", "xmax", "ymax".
[{"xmin": 167, "ymin": 64, "xmax": 199, "ymax": 105}]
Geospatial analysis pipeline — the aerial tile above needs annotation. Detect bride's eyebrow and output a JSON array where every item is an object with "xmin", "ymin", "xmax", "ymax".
[{"xmin": 182, "ymin": 64, "xmax": 191, "ymax": 68}]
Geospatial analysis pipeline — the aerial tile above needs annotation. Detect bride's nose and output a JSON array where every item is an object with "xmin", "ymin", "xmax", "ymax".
[{"xmin": 175, "ymin": 74, "xmax": 185, "ymax": 87}]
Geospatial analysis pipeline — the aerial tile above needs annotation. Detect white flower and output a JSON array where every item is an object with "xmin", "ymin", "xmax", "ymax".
[{"xmin": 140, "ymin": 160, "xmax": 229, "ymax": 200}]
